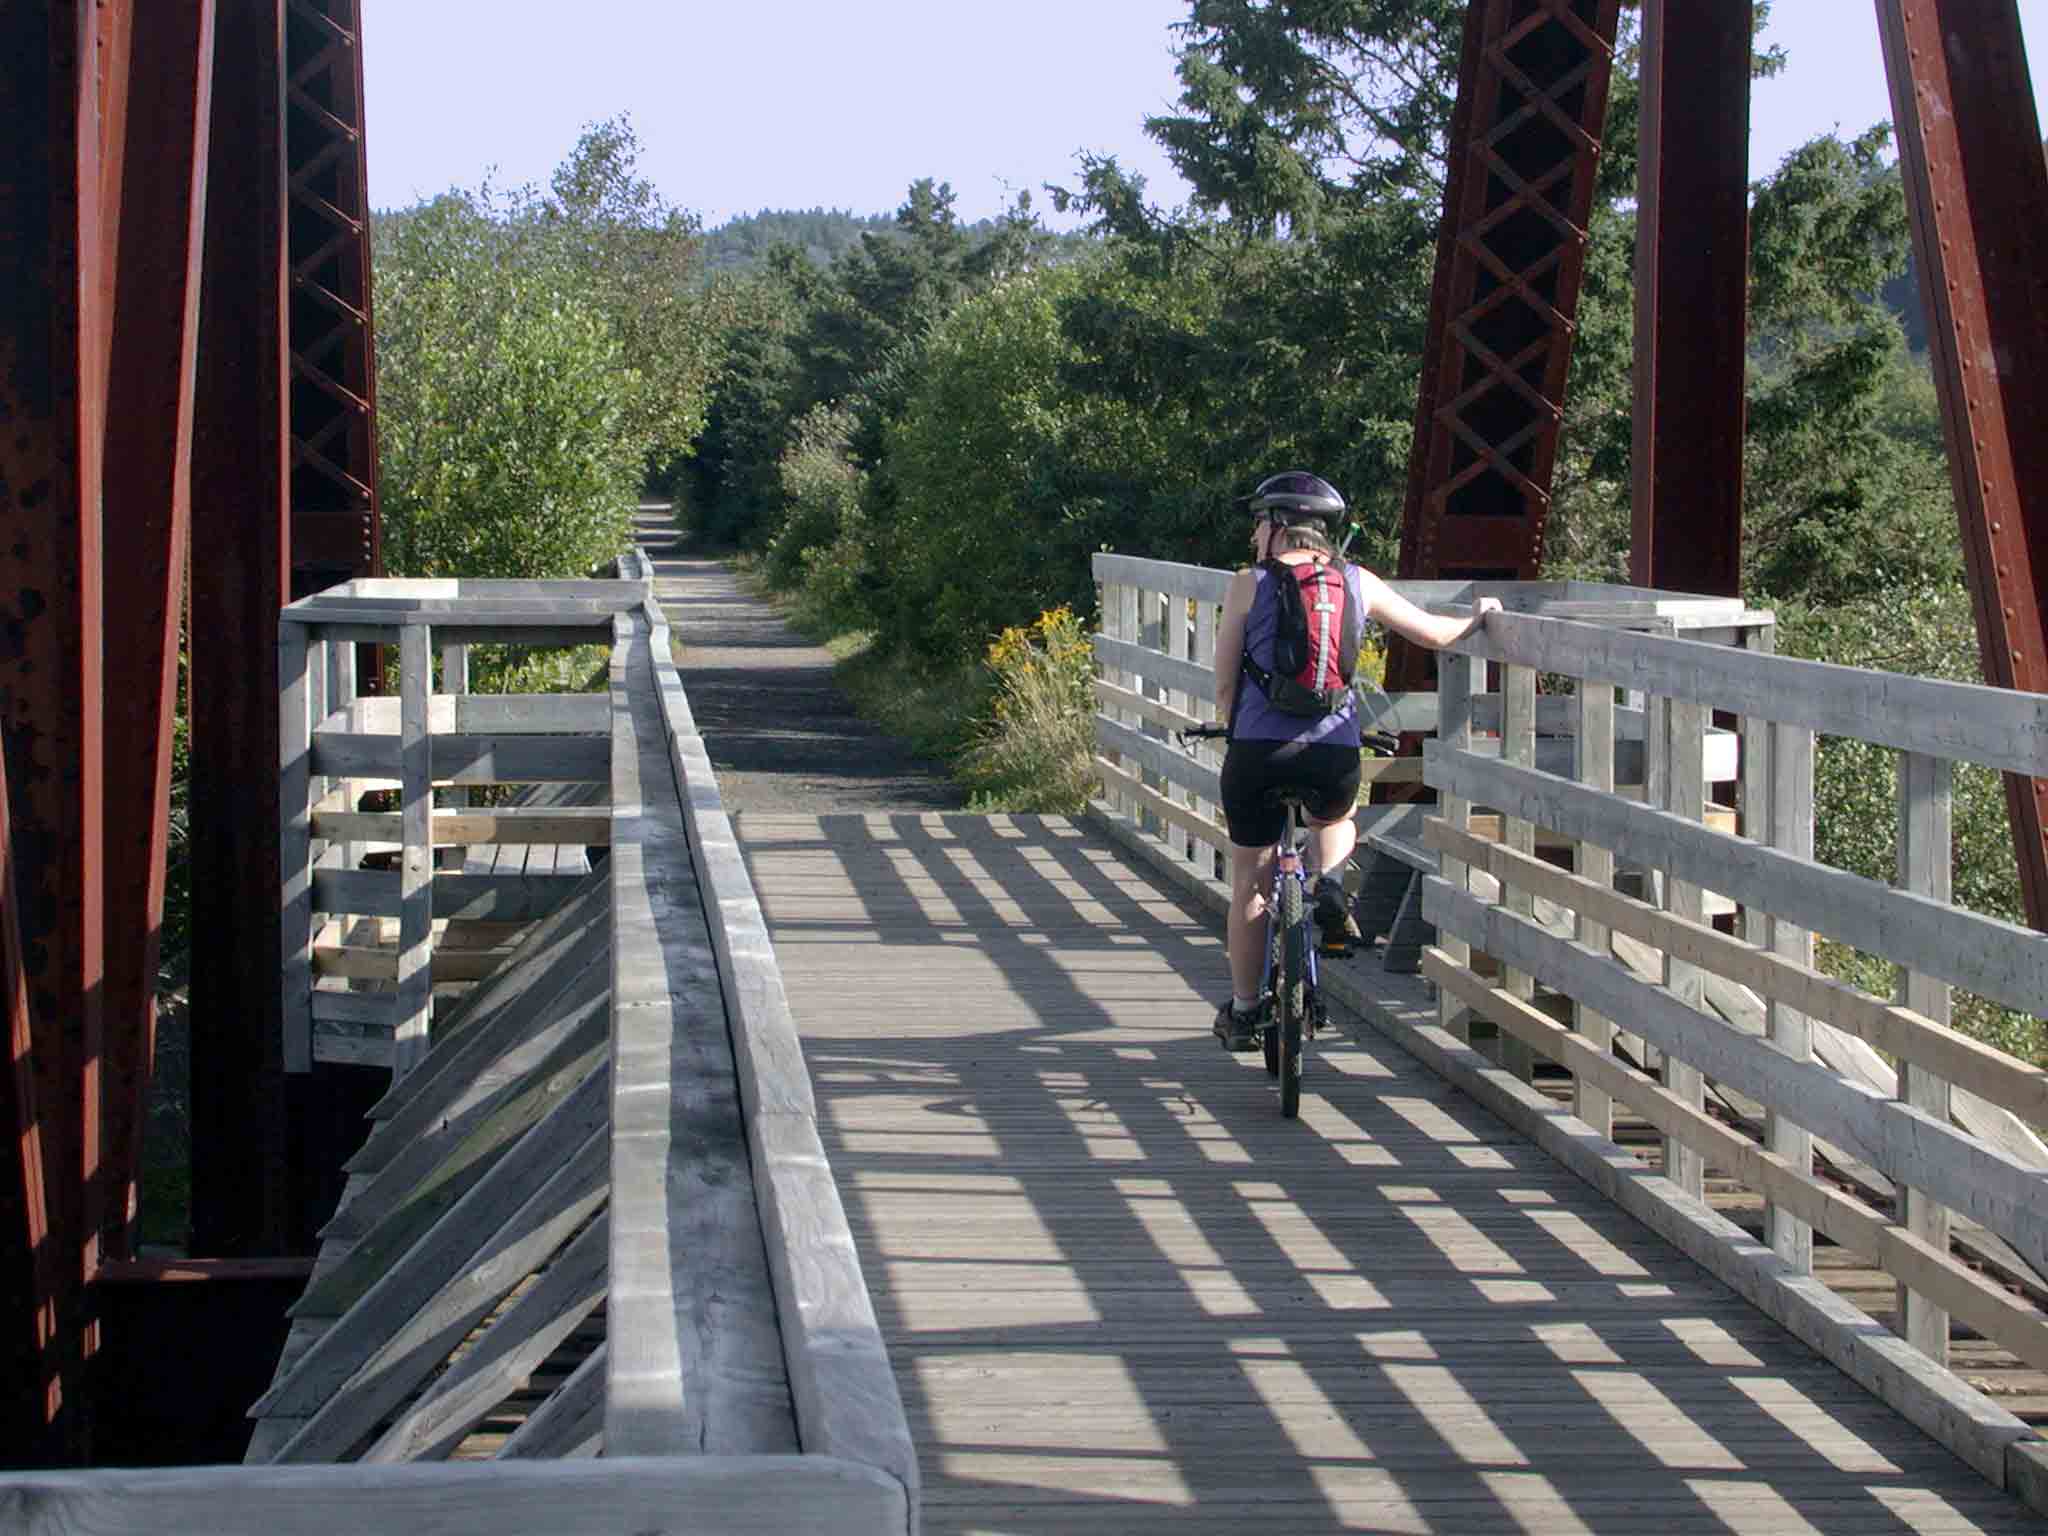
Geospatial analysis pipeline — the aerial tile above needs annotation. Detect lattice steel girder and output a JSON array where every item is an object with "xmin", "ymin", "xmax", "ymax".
[
  {"xmin": 0, "ymin": 0, "xmax": 113, "ymax": 1452},
  {"xmin": 1878, "ymin": 0, "xmax": 2048, "ymax": 930},
  {"xmin": 284, "ymin": 0, "xmax": 380, "ymax": 593},
  {"xmin": 1393, "ymin": 0, "xmax": 1622, "ymax": 692},
  {"xmin": 1630, "ymin": 1, "xmax": 1751, "ymax": 598},
  {"xmin": 99, "ymin": 0, "xmax": 216, "ymax": 1266},
  {"xmin": 188, "ymin": 0, "xmax": 294, "ymax": 1258}
]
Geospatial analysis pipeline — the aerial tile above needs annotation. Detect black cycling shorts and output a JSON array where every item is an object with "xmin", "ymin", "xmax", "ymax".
[{"xmin": 1218, "ymin": 738, "xmax": 1363, "ymax": 849}]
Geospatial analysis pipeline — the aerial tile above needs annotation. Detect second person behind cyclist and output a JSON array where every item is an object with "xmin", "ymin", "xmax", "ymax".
[{"xmin": 1210, "ymin": 472, "xmax": 1501, "ymax": 1050}]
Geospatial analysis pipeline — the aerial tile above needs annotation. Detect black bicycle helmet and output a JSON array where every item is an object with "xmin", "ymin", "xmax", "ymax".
[{"xmin": 1249, "ymin": 470, "xmax": 1346, "ymax": 527}]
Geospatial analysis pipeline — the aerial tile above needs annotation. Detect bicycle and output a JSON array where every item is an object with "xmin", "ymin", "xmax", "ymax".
[{"xmin": 1179, "ymin": 721, "xmax": 1400, "ymax": 1118}]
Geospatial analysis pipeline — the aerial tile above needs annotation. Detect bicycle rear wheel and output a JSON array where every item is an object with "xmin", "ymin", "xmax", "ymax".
[{"xmin": 1277, "ymin": 877, "xmax": 1306, "ymax": 1118}]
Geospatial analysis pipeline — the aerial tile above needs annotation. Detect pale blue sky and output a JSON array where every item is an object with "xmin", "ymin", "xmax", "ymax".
[{"xmin": 361, "ymin": 3, "xmax": 2048, "ymax": 226}]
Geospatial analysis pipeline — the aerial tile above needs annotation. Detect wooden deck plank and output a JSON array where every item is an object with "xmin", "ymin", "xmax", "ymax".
[{"xmin": 741, "ymin": 813, "xmax": 2042, "ymax": 1535}]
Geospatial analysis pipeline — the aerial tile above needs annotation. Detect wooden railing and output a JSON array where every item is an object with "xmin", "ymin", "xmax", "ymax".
[
  {"xmin": 280, "ymin": 579, "xmax": 639, "ymax": 1076},
  {"xmin": 1422, "ymin": 611, "xmax": 2048, "ymax": 1379},
  {"xmin": 0, "ymin": 561, "xmax": 915, "ymax": 1531},
  {"xmin": 1089, "ymin": 551, "xmax": 2048, "ymax": 1491}
]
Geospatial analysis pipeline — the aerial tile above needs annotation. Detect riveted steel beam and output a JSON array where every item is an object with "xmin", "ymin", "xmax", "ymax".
[
  {"xmin": 0, "ymin": 0, "xmax": 113, "ymax": 1458},
  {"xmin": 99, "ymin": 0, "xmax": 217, "ymax": 1266},
  {"xmin": 1, "ymin": 745, "xmax": 63, "ymax": 1460},
  {"xmin": 188, "ymin": 0, "xmax": 292, "ymax": 1258},
  {"xmin": 1878, "ymin": 0, "xmax": 2048, "ymax": 929},
  {"xmin": 1630, "ymin": 0, "xmax": 1751, "ymax": 598}
]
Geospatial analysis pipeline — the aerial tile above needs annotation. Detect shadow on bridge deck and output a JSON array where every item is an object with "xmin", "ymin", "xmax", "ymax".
[{"xmin": 742, "ymin": 811, "xmax": 2036, "ymax": 1535}]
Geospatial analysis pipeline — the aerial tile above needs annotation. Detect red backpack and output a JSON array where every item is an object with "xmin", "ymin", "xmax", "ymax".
[{"xmin": 1243, "ymin": 557, "xmax": 1360, "ymax": 717}]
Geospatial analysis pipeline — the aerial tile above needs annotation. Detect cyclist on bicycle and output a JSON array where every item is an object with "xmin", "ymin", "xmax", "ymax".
[{"xmin": 1211, "ymin": 471, "xmax": 1502, "ymax": 1050}]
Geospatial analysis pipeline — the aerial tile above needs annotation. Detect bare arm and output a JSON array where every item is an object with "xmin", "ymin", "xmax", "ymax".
[
  {"xmin": 1213, "ymin": 567, "xmax": 1258, "ymax": 718},
  {"xmin": 1359, "ymin": 570, "xmax": 1501, "ymax": 649}
]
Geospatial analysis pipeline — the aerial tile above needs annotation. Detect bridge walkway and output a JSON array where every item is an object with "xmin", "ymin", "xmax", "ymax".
[{"xmin": 742, "ymin": 810, "xmax": 2037, "ymax": 1535}]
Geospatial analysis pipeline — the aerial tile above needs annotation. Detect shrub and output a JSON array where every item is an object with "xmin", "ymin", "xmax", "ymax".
[
  {"xmin": 767, "ymin": 404, "xmax": 863, "ymax": 588},
  {"xmin": 962, "ymin": 606, "xmax": 1099, "ymax": 812}
]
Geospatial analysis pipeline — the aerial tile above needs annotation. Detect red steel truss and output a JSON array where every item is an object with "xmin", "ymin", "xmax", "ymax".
[
  {"xmin": 285, "ymin": 0, "xmax": 382, "ymax": 593},
  {"xmin": 1391, "ymin": 0, "xmax": 1622, "ymax": 691}
]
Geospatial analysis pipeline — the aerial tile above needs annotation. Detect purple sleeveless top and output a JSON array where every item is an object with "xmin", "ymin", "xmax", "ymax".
[{"xmin": 1231, "ymin": 560, "xmax": 1369, "ymax": 746}]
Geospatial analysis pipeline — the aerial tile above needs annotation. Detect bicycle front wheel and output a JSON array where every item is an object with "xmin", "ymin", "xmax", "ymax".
[{"xmin": 1277, "ymin": 877, "xmax": 1306, "ymax": 1118}]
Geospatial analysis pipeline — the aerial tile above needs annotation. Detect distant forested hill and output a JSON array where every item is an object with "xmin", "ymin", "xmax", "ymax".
[
  {"xmin": 698, "ymin": 205, "xmax": 1092, "ymax": 278},
  {"xmin": 697, "ymin": 208, "xmax": 898, "ymax": 275}
]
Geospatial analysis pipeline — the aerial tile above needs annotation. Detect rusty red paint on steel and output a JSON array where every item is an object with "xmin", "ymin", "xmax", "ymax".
[
  {"xmin": 1629, "ymin": 1, "xmax": 1750, "ymax": 598},
  {"xmin": 1, "ymin": 738, "xmax": 64, "ymax": 1450},
  {"xmin": 187, "ymin": 0, "xmax": 295, "ymax": 1258},
  {"xmin": 285, "ymin": 0, "xmax": 382, "ymax": 592},
  {"xmin": 0, "ymin": 0, "xmax": 111, "ymax": 1406},
  {"xmin": 1391, "ymin": 0, "xmax": 1621, "ymax": 693},
  {"xmin": 1878, "ymin": 0, "xmax": 2048, "ymax": 929},
  {"xmin": 98, "ymin": 0, "xmax": 217, "ymax": 1266}
]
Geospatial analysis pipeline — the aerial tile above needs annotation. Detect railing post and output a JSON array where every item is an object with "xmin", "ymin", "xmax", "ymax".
[
  {"xmin": 1499, "ymin": 662, "xmax": 1537, "ymax": 1082},
  {"xmin": 1574, "ymin": 676, "xmax": 1616, "ymax": 1136},
  {"xmin": 1192, "ymin": 594, "xmax": 1219, "ymax": 880},
  {"xmin": 1663, "ymin": 697, "xmax": 1707, "ymax": 1201},
  {"xmin": 1767, "ymin": 722, "xmax": 1815, "ymax": 1272},
  {"xmin": 1437, "ymin": 650, "xmax": 1481, "ymax": 1041},
  {"xmin": 440, "ymin": 641, "xmax": 471, "ymax": 832},
  {"xmin": 395, "ymin": 623, "xmax": 434, "ymax": 1077},
  {"xmin": 330, "ymin": 637, "xmax": 363, "ymax": 882},
  {"xmin": 279, "ymin": 619, "xmax": 313, "ymax": 1075},
  {"xmin": 1139, "ymin": 589, "xmax": 1165, "ymax": 837},
  {"xmin": 1164, "ymin": 586, "xmax": 1192, "ymax": 862},
  {"xmin": 1105, "ymin": 581, "xmax": 1136, "ymax": 824},
  {"xmin": 1897, "ymin": 749, "xmax": 1954, "ymax": 1362}
]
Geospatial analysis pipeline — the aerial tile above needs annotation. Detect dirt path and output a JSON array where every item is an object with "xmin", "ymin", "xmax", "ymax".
[{"xmin": 638, "ymin": 508, "xmax": 964, "ymax": 816}]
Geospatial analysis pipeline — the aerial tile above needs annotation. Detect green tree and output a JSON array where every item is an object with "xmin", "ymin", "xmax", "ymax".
[
  {"xmin": 375, "ymin": 193, "xmax": 646, "ymax": 582},
  {"xmin": 508, "ymin": 117, "xmax": 719, "ymax": 482}
]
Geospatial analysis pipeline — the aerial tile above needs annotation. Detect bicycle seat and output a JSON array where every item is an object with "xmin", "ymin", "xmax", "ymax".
[{"xmin": 1259, "ymin": 784, "xmax": 1321, "ymax": 810}]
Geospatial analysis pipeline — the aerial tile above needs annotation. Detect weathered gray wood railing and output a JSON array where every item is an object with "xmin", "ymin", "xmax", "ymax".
[
  {"xmin": 1, "ymin": 564, "xmax": 915, "ymax": 1533},
  {"xmin": 280, "ymin": 579, "xmax": 635, "ymax": 1076},
  {"xmin": 1088, "ymin": 550, "xmax": 2048, "ymax": 1501}
]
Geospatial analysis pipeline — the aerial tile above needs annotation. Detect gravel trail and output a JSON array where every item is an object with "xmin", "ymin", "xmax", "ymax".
[{"xmin": 639, "ymin": 508, "xmax": 964, "ymax": 816}]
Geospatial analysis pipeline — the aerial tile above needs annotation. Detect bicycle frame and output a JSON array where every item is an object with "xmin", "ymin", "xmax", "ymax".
[{"xmin": 1267, "ymin": 801, "xmax": 1319, "ymax": 1006}]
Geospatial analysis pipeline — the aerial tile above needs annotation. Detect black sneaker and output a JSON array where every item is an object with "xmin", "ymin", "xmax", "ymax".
[
  {"xmin": 1212, "ymin": 1000, "xmax": 1262, "ymax": 1052},
  {"xmin": 1314, "ymin": 874, "xmax": 1361, "ymax": 950}
]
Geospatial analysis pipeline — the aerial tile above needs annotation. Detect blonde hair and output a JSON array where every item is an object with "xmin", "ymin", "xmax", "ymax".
[{"xmin": 1270, "ymin": 521, "xmax": 1334, "ymax": 557}]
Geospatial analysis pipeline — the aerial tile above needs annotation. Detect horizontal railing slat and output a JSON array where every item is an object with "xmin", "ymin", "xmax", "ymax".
[
  {"xmin": 1092, "ymin": 553, "xmax": 1233, "ymax": 603},
  {"xmin": 313, "ymin": 870, "xmax": 582, "ymax": 923},
  {"xmin": 0, "ymin": 1454, "xmax": 910, "ymax": 1535},
  {"xmin": 1423, "ymin": 876, "xmax": 2048, "ymax": 1275},
  {"xmin": 311, "ymin": 808, "xmax": 610, "ymax": 846},
  {"xmin": 1095, "ymin": 715, "xmax": 1219, "ymax": 803},
  {"xmin": 336, "ymin": 694, "xmax": 610, "ymax": 736},
  {"xmin": 1468, "ymin": 610, "xmax": 2048, "ymax": 777},
  {"xmin": 1426, "ymin": 743, "xmax": 2048, "ymax": 1018},
  {"xmin": 1424, "ymin": 948, "xmax": 2048, "ymax": 1373},
  {"xmin": 1427, "ymin": 819, "xmax": 2048, "ymax": 1129},
  {"xmin": 313, "ymin": 731, "xmax": 609, "ymax": 784}
]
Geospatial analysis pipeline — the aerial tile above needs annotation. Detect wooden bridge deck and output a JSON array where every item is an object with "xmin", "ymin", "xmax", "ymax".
[{"xmin": 741, "ymin": 811, "xmax": 2039, "ymax": 1535}]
